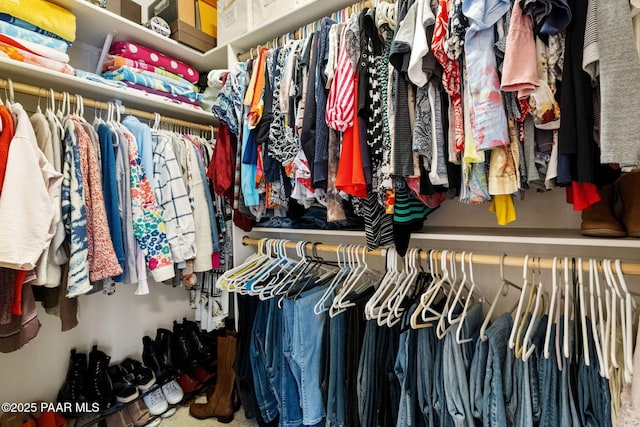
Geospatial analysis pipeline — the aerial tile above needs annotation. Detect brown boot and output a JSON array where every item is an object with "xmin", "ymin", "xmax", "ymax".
[
  {"xmin": 189, "ymin": 334, "xmax": 237, "ymax": 423},
  {"xmin": 617, "ymin": 171, "xmax": 640, "ymax": 237},
  {"xmin": 581, "ymin": 184, "xmax": 625, "ymax": 237}
]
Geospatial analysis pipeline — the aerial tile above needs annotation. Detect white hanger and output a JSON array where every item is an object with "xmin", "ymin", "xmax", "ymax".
[
  {"xmin": 410, "ymin": 249, "xmax": 439, "ymax": 328},
  {"xmin": 366, "ymin": 247, "xmax": 398, "ymax": 320},
  {"xmin": 334, "ymin": 246, "xmax": 372, "ymax": 316},
  {"xmin": 436, "ymin": 253, "xmax": 459, "ymax": 339},
  {"xmin": 562, "ymin": 257, "xmax": 571, "ymax": 359},
  {"xmin": 5, "ymin": 78, "xmax": 14, "ymax": 106},
  {"xmin": 479, "ymin": 254, "xmax": 518, "ymax": 341},
  {"xmin": 331, "ymin": 245, "xmax": 364, "ymax": 317},
  {"xmin": 314, "ymin": 244, "xmax": 349, "ymax": 315},
  {"xmin": 578, "ymin": 258, "xmax": 591, "ymax": 367},
  {"xmin": 589, "ymin": 258, "xmax": 606, "ymax": 376},
  {"xmin": 388, "ymin": 248, "xmax": 420, "ymax": 325},
  {"xmin": 522, "ymin": 258, "xmax": 544, "ymax": 361},
  {"xmin": 615, "ymin": 259, "xmax": 635, "ymax": 383},
  {"xmin": 448, "ymin": 252, "xmax": 470, "ymax": 325},
  {"xmin": 455, "ymin": 253, "xmax": 479, "ymax": 344},
  {"xmin": 509, "ymin": 255, "xmax": 532, "ymax": 349},
  {"xmin": 543, "ymin": 257, "xmax": 559, "ymax": 359},
  {"xmin": 420, "ymin": 250, "xmax": 452, "ymax": 325}
]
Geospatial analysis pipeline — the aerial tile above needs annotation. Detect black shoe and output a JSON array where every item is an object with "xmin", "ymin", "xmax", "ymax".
[
  {"xmin": 87, "ymin": 345, "xmax": 116, "ymax": 412},
  {"xmin": 156, "ymin": 328, "xmax": 176, "ymax": 375},
  {"xmin": 120, "ymin": 358, "xmax": 156, "ymax": 390},
  {"xmin": 108, "ymin": 364, "xmax": 139, "ymax": 403},
  {"xmin": 171, "ymin": 321, "xmax": 199, "ymax": 371},
  {"xmin": 182, "ymin": 318, "xmax": 214, "ymax": 361},
  {"xmin": 142, "ymin": 335, "xmax": 170, "ymax": 383},
  {"xmin": 58, "ymin": 349, "xmax": 88, "ymax": 417}
]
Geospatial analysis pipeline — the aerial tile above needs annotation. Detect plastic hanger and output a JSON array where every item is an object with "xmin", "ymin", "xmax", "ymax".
[
  {"xmin": 436, "ymin": 253, "xmax": 459, "ymax": 340},
  {"xmin": 588, "ymin": 258, "xmax": 606, "ymax": 376},
  {"xmin": 543, "ymin": 257, "xmax": 560, "ymax": 358},
  {"xmin": 522, "ymin": 258, "xmax": 544, "ymax": 361},
  {"xmin": 509, "ymin": 255, "xmax": 532, "ymax": 350},
  {"xmin": 578, "ymin": 258, "xmax": 591, "ymax": 367},
  {"xmin": 420, "ymin": 250, "xmax": 452, "ymax": 325},
  {"xmin": 366, "ymin": 247, "xmax": 398, "ymax": 320},
  {"xmin": 562, "ymin": 257, "xmax": 571, "ymax": 359},
  {"xmin": 314, "ymin": 244, "xmax": 349, "ymax": 314},
  {"xmin": 614, "ymin": 259, "xmax": 635, "ymax": 383},
  {"xmin": 388, "ymin": 248, "xmax": 420, "ymax": 325},
  {"xmin": 480, "ymin": 254, "xmax": 519, "ymax": 341},
  {"xmin": 604, "ymin": 259, "xmax": 624, "ymax": 376},
  {"xmin": 448, "ymin": 252, "xmax": 470, "ymax": 325},
  {"xmin": 455, "ymin": 253, "xmax": 480, "ymax": 344},
  {"xmin": 410, "ymin": 250, "xmax": 439, "ymax": 329},
  {"xmin": 333, "ymin": 246, "xmax": 372, "ymax": 316},
  {"xmin": 514, "ymin": 265, "xmax": 539, "ymax": 359}
]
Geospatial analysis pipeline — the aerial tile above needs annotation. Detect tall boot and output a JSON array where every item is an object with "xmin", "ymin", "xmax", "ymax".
[
  {"xmin": 58, "ymin": 349, "xmax": 88, "ymax": 417},
  {"xmin": 616, "ymin": 171, "xmax": 640, "ymax": 237},
  {"xmin": 581, "ymin": 184, "xmax": 625, "ymax": 237},
  {"xmin": 189, "ymin": 333, "xmax": 238, "ymax": 423}
]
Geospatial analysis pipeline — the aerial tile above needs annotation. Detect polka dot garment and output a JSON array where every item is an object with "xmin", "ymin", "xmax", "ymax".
[{"xmin": 109, "ymin": 41, "xmax": 199, "ymax": 83}]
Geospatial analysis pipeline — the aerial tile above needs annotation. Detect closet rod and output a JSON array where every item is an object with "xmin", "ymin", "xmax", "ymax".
[
  {"xmin": 236, "ymin": 0, "xmax": 375, "ymax": 62},
  {"xmin": 0, "ymin": 78, "xmax": 214, "ymax": 133},
  {"xmin": 241, "ymin": 236, "xmax": 640, "ymax": 276}
]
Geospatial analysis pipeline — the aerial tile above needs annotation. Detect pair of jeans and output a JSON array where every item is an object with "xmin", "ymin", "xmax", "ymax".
[
  {"xmin": 268, "ymin": 299, "xmax": 303, "ymax": 427},
  {"xmin": 442, "ymin": 302, "xmax": 483, "ymax": 427},
  {"xmin": 469, "ymin": 312, "xmax": 512, "ymax": 427},
  {"xmin": 559, "ymin": 317, "xmax": 581, "ymax": 427},
  {"xmin": 417, "ymin": 326, "xmax": 437, "ymax": 427},
  {"xmin": 282, "ymin": 286, "xmax": 327, "ymax": 425},
  {"xmin": 515, "ymin": 315, "xmax": 547, "ymax": 427},
  {"xmin": 326, "ymin": 311, "xmax": 346, "ymax": 427},
  {"xmin": 250, "ymin": 300, "xmax": 279, "ymax": 423},
  {"xmin": 577, "ymin": 317, "xmax": 610, "ymax": 427},
  {"xmin": 537, "ymin": 321, "xmax": 559, "ymax": 427},
  {"xmin": 396, "ymin": 326, "xmax": 424, "ymax": 427}
]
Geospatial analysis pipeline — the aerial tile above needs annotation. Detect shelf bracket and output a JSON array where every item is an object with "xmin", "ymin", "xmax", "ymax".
[{"xmin": 95, "ymin": 30, "xmax": 118, "ymax": 75}]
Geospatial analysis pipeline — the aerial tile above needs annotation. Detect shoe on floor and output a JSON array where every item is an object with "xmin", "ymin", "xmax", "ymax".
[
  {"xmin": 142, "ymin": 387, "xmax": 169, "ymax": 416},
  {"xmin": 161, "ymin": 380, "xmax": 184, "ymax": 405}
]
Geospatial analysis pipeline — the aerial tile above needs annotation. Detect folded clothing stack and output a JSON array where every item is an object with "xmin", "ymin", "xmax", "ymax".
[
  {"xmin": 102, "ymin": 42, "xmax": 202, "ymax": 107},
  {"xmin": 0, "ymin": 0, "xmax": 75, "ymax": 74}
]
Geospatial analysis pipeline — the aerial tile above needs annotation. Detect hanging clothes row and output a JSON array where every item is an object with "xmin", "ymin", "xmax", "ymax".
[
  {"xmin": 225, "ymin": 238, "xmax": 640, "ymax": 427},
  {"xmin": 213, "ymin": 0, "xmax": 639, "ymax": 254},
  {"xmin": 0, "ymin": 86, "xmax": 231, "ymax": 352}
]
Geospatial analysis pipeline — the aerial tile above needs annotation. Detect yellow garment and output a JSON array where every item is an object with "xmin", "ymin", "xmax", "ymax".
[
  {"xmin": 489, "ymin": 194, "xmax": 516, "ymax": 225},
  {"xmin": 0, "ymin": 0, "xmax": 76, "ymax": 42}
]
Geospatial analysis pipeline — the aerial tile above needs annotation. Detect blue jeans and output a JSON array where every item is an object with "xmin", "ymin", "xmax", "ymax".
[
  {"xmin": 417, "ymin": 327, "xmax": 437, "ymax": 427},
  {"xmin": 470, "ymin": 312, "xmax": 512, "ymax": 427},
  {"xmin": 283, "ymin": 286, "xmax": 327, "ymax": 425},
  {"xmin": 326, "ymin": 311, "xmax": 346, "ymax": 427},
  {"xmin": 559, "ymin": 317, "xmax": 581, "ymax": 427},
  {"xmin": 442, "ymin": 302, "xmax": 483, "ymax": 427},
  {"xmin": 395, "ymin": 330, "xmax": 410, "ymax": 427},
  {"xmin": 250, "ymin": 300, "xmax": 279, "ymax": 423},
  {"xmin": 537, "ymin": 322, "xmax": 559, "ymax": 427},
  {"xmin": 577, "ymin": 318, "xmax": 606, "ymax": 427},
  {"xmin": 515, "ymin": 315, "xmax": 547, "ymax": 427}
]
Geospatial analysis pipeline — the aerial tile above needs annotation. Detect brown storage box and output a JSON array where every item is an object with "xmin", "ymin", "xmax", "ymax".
[
  {"xmin": 106, "ymin": 0, "xmax": 141, "ymax": 24},
  {"xmin": 149, "ymin": 0, "xmax": 196, "ymax": 27},
  {"xmin": 170, "ymin": 19, "xmax": 216, "ymax": 52}
]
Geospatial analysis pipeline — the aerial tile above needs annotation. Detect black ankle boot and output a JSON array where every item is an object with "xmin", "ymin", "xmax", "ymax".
[
  {"xmin": 182, "ymin": 319, "xmax": 214, "ymax": 361},
  {"xmin": 58, "ymin": 349, "xmax": 88, "ymax": 417},
  {"xmin": 87, "ymin": 345, "xmax": 115, "ymax": 412},
  {"xmin": 171, "ymin": 321, "xmax": 199, "ymax": 371},
  {"xmin": 143, "ymin": 335, "xmax": 169, "ymax": 383},
  {"xmin": 156, "ymin": 328, "xmax": 176, "ymax": 375}
]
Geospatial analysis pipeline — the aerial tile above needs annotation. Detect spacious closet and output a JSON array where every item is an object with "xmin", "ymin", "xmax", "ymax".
[{"xmin": 1, "ymin": 0, "xmax": 640, "ymax": 426}]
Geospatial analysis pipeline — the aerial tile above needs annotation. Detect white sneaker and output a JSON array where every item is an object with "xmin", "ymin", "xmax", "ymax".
[
  {"xmin": 161, "ymin": 380, "xmax": 184, "ymax": 405},
  {"xmin": 143, "ymin": 387, "xmax": 169, "ymax": 416},
  {"xmin": 144, "ymin": 418, "xmax": 161, "ymax": 427},
  {"xmin": 160, "ymin": 407, "xmax": 177, "ymax": 418}
]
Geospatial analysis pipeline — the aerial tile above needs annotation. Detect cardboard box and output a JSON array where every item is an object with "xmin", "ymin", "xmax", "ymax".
[
  {"xmin": 170, "ymin": 19, "xmax": 216, "ymax": 52},
  {"xmin": 197, "ymin": 0, "xmax": 217, "ymax": 38},
  {"xmin": 106, "ymin": 0, "xmax": 142, "ymax": 24},
  {"xmin": 149, "ymin": 0, "xmax": 196, "ymax": 27}
]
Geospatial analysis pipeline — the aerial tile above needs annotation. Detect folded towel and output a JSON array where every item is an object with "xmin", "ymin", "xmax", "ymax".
[
  {"xmin": 121, "ymin": 81, "xmax": 202, "ymax": 108},
  {"xmin": 109, "ymin": 42, "xmax": 198, "ymax": 83},
  {"xmin": 0, "ymin": 41, "xmax": 74, "ymax": 75},
  {"xmin": 103, "ymin": 56, "xmax": 197, "ymax": 91},
  {"xmin": 102, "ymin": 66, "xmax": 200, "ymax": 100},
  {"xmin": 0, "ymin": 34, "xmax": 69, "ymax": 63},
  {"xmin": 0, "ymin": 0, "xmax": 75, "ymax": 42},
  {"xmin": 0, "ymin": 20, "xmax": 69, "ymax": 52}
]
